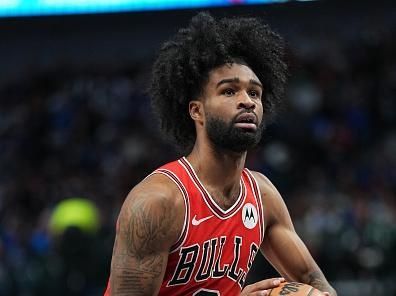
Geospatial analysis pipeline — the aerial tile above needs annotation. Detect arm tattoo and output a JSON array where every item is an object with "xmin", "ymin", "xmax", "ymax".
[
  {"xmin": 111, "ymin": 197, "xmax": 173, "ymax": 295},
  {"xmin": 112, "ymin": 257, "xmax": 165, "ymax": 296},
  {"xmin": 307, "ymin": 270, "xmax": 336, "ymax": 295},
  {"xmin": 126, "ymin": 198, "xmax": 169, "ymax": 260},
  {"xmin": 307, "ymin": 270, "xmax": 327, "ymax": 290}
]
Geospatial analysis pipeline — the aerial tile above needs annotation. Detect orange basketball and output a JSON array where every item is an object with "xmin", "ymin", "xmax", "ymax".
[{"xmin": 269, "ymin": 282, "xmax": 324, "ymax": 296}]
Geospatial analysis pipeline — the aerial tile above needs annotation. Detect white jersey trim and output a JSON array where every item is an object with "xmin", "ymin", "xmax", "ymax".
[
  {"xmin": 178, "ymin": 158, "xmax": 246, "ymax": 220},
  {"xmin": 244, "ymin": 169, "xmax": 265, "ymax": 244},
  {"xmin": 152, "ymin": 169, "xmax": 190, "ymax": 254}
]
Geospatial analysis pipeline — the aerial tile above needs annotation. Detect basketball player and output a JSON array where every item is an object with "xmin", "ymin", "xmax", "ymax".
[{"xmin": 105, "ymin": 12, "xmax": 337, "ymax": 296}]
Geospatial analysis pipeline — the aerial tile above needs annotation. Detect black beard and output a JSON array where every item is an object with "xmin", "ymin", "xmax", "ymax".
[{"xmin": 205, "ymin": 112, "xmax": 265, "ymax": 153}]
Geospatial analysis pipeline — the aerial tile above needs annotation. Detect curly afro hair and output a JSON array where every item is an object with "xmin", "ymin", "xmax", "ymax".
[{"xmin": 149, "ymin": 12, "xmax": 288, "ymax": 153}]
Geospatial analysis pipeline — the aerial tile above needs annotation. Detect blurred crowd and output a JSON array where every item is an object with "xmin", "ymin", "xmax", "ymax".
[{"xmin": 1, "ymin": 13, "xmax": 396, "ymax": 296}]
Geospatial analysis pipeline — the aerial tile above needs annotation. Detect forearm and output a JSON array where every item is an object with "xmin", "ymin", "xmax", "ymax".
[
  {"xmin": 255, "ymin": 173, "xmax": 337, "ymax": 296},
  {"xmin": 303, "ymin": 269, "xmax": 337, "ymax": 296},
  {"xmin": 261, "ymin": 227, "xmax": 337, "ymax": 296},
  {"xmin": 110, "ymin": 252, "xmax": 166, "ymax": 296}
]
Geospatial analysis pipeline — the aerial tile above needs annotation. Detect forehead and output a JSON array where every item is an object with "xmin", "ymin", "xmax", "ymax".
[{"xmin": 206, "ymin": 63, "xmax": 260, "ymax": 86}]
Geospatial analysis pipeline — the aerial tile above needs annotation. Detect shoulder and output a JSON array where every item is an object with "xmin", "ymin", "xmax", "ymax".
[
  {"xmin": 248, "ymin": 170, "xmax": 290, "ymax": 228},
  {"xmin": 128, "ymin": 172, "xmax": 184, "ymax": 207},
  {"xmin": 118, "ymin": 172, "xmax": 185, "ymax": 250},
  {"xmin": 248, "ymin": 170, "xmax": 281, "ymax": 202}
]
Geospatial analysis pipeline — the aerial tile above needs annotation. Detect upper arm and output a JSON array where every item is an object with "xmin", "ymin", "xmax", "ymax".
[
  {"xmin": 110, "ymin": 174, "xmax": 184, "ymax": 296},
  {"xmin": 253, "ymin": 172, "xmax": 335, "ymax": 294}
]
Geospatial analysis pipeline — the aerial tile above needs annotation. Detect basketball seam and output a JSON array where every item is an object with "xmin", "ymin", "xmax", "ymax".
[{"xmin": 268, "ymin": 288, "xmax": 273, "ymax": 296}]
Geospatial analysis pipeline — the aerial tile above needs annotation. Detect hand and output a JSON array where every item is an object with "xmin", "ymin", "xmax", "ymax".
[{"xmin": 241, "ymin": 277, "xmax": 285, "ymax": 296}]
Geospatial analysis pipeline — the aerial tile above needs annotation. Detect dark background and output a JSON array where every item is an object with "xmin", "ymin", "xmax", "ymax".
[{"xmin": 0, "ymin": 0, "xmax": 395, "ymax": 295}]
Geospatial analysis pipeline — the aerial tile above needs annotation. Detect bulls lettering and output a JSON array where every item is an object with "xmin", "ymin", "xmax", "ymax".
[
  {"xmin": 168, "ymin": 236, "xmax": 259, "ymax": 288},
  {"xmin": 168, "ymin": 244, "xmax": 199, "ymax": 286},
  {"xmin": 195, "ymin": 239, "xmax": 217, "ymax": 281}
]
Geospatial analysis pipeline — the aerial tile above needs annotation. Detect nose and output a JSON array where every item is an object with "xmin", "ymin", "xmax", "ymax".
[{"xmin": 237, "ymin": 91, "xmax": 256, "ymax": 110}]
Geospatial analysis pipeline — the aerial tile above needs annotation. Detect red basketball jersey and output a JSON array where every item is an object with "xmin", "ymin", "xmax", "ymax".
[{"xmin": 104, "ymin": 157, "xmax": 265, "ymax": 296}]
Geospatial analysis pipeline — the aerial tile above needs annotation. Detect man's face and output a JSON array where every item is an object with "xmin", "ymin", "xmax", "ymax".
[{"xmin": 202, "ymin": 63, "xmax": 265, "ymax": 153}]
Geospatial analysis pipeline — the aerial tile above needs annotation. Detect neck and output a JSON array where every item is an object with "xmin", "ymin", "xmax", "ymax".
[{"xmin": 186, "ymin": 140, "xmax": 247, "ymax": 199}]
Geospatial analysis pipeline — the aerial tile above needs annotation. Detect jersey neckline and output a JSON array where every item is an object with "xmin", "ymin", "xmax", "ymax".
[{"xmin": 179, "ymin": 157, "xmax": 247, "ymax": 219}]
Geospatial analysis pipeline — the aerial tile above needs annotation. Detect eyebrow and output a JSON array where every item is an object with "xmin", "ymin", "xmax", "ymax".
[{"xmin": 216, "ymin": 77, "xmax": 263, "ymax": 89}]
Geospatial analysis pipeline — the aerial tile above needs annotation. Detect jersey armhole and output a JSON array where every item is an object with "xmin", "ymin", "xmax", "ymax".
[
  {"xmin": 244, "ymin": 169, "xmax": 265, "ymax": 244},
  {"xmin": 151, "ymin": 169, "xmax": 190, "ymax": 253}
]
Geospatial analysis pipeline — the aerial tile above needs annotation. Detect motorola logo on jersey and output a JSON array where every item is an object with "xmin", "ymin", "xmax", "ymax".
[{"xmin": 242, "ymin": 203, "xmax": 258, "ymax": 229}]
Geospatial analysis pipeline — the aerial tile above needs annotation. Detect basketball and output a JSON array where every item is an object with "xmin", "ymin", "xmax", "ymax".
[{"xmin": 269, "ymin": 282, "xmax": 324, "ymax": 296}]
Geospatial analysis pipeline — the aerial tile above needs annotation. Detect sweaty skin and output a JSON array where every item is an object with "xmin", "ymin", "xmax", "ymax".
[{"xmin": 109, "ymin": 64, "xmax": 337, "ymax": 296}]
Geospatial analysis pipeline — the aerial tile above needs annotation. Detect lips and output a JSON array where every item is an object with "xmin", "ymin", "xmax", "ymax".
[
  {"xmin": 235, "ymin": 113, "xmax": 257, "ymax": 124},
  {"xmin": 234, "ymin": 113, "xmax": 257, "ymax": 131}
]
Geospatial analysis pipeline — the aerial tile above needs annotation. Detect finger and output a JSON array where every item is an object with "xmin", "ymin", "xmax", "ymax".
[
  {"xmin": 252, "ymin": 291, "xmax": 269, "ymax": 296},
  {"xmin": 243, "ymin": 277, "xmax": 285, "ymax": 293},
  {"xmin": 322, "ymin": 293, "xmax": 330, "ymax": 296},
  {"xmin": 241, "ymin": 290, "xmax": 270, "ymax": 296}
]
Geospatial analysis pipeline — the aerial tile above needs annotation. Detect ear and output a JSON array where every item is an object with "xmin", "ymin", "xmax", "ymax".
[{"xmin": 189, "ymin": 100, "xmax": 204, "ymax": 124}]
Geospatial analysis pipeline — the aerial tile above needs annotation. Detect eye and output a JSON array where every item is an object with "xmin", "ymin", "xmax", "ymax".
[
  {"xmin": 222, "ymin": 88, "xmax": 236, "ymax": 97},
  {"xmin": 248, "ymin": 90, "xmax": 261, "ymax": 99}
]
